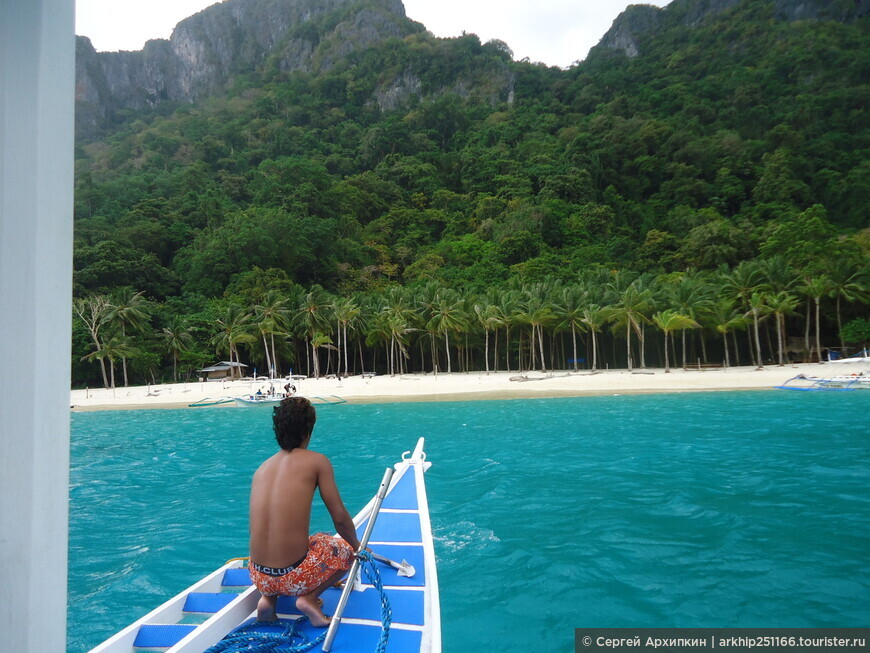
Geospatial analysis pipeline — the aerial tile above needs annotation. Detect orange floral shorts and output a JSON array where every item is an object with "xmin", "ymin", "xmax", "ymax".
[{"xmin": 249, "ymin": 533, "xmax": 355, "ymax": 597}]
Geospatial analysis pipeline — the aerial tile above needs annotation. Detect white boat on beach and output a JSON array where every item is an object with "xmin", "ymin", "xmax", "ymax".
[
  {"xmin": 189, "ymin": 397, "xmax": 235, "ymax": 407},
  {"xmin": 89, "ymin": 438, "xmax": 440, "ymax": 653},
  {"xmin": 826, "ymin": 348, "xmax": 870, "ymax": 364},
  {"xmin": 232, "ymin": 381, "xmax": 297, "ymax": 406},
  {"xmin": 233, "ymin": 393, "xmax": 348, "ymax": 407},
  {"xmin": 776, "ymin": 371, "xmax": 870, "ymax": 391},
  {"xmin": 232, "ymin": 393, "xmax": 288, "ymax": 407}
]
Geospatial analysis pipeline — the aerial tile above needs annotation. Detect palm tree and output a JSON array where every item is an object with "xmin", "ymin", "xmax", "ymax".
[
  {"xmin": 426, "ymin": 288, "xmax": 467, "ymax": 374},
  {"xmin": 651, "ymin": 310, "xmax": 700, "ymax": 373},
  {"xmin": 663, "ymin": 273, "xmax": 714, "ymax": 369},
  {"xmin": 83, "ymin": 335, "xmax": 137, "ymax": 389},
  {"xmin": 767, "ymin": 290, "xmax": 800, "ymax": 365},
  {"xmin": 333, "ymin": 296, "xmax": 361, "ymax": 377},
  {"xmin": 73, "ymin": 295, "xmax": 111, "ymax": 388},
  {"xmin": 379, "ymin": 287, "xmax": 417, "ymax": 376},
  {"xmin": 722, "ymin": 262, "xmax": 765, "ymax": 367},
  {"xmin": 514, "ymin": 284, "xmax": 557, "ymax": 372},
  {"xmin": 798, "ymin": 274, "xmax": 832, "ymax": 363},
  {"xmin": 105, "ymin": 290, "xmax": 149, "ymax": 387},
  {"xmin": 295, "ymin": 286, "xmax": 333, "ymax": 377},
  {"xmin": 211, "ymin": 304, "xmax": 255, "ymax": 379},
  {"xmin": 707, "ymin": 298, "xmax": 748, "ymax": 368},
  {"xmin": 309, "ymin": 333, "xmax": 336, "ymax": 379},
  {"xmin": 629, "ymin": 274, "xmax": 660, "ymax": 368},
  {"xmin": 757, "ymin": 257, "xmax": 799, "ymax": 365},
  {"xmin": 580, "ymin": 304, "xmax": 608, "ymax": 372},
  {"xmin": 605, "ymin": 277, "xmax": 651, "ymax": 372},
  {"xmin": 364, "ymin": 313, "xmax": 390, "ymax": 375},
  {"xmin": 496, "ymin": 287, "xmax": 521, "ymax": 372},
  {"xmin": 254, "ymin": 290, "xmax": 290, "ymax": 378},
  {"xmin": 485, "ymin": 289, "xmax": 513, "ymax": 373},
  {"xmin": 352, "ymin": 292, "xmax": 377, "ymax": 375},
  {"xmin": 473, "ymin": 293, "xmax": 503, "ymax": 374},
  {"xmin": 826, "ymin": 259, "xmax": 869, "ymax": 350},
  {"xmin": 415, "ymin": 282, "xmax": 444, "ymax": 375},
  {"xmin": 747, "ymin": 291, "xmax": 771, "ymax": 369},
  {"xmin": 557, "ymin": 284, "xmax": 587, "ymax": 372},
  {"xmin": 162, "ymin": 320, "xmax": 193, "ymax": 383},
  {"xmin": 759, "ymin": 256, "xmax": 797, "ymax": 294},
  {"xmin": 458, "ymin": 293, "xmax": 479, "ymax": 373}
]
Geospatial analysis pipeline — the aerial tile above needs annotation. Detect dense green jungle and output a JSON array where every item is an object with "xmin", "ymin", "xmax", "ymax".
[{"xmin": 72, "ymin": 0, "xmax": 870, "ymax": 387}]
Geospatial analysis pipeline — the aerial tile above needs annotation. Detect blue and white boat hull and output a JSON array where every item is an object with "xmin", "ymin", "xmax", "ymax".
[{"xmin": 89, "ymin": 438, "xmax": 440, "ymax": 653}]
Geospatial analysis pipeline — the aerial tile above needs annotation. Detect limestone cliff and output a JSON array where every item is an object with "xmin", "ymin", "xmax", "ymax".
[
  {"xmin": 75, "ymin": 0, "xmax": 417, "ymax": 137},
  {"xmin": 373, "ymin": 63, "xmax": 515, "ymax": 112},
  {"xmin": 594, "ymin": 4, "xmax": 666, "ymax": 60},
  {"xmin": 593, "ymin": 0, "xmax": 868, "ymax": 60}
]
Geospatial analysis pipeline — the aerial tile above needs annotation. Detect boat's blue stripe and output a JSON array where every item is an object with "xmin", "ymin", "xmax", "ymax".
[
  {"xmin": 306, "ymin": 621, "xmax": 423, "ymax": 651},
  {"xmin": 182, "ymin": 591, "xmax": 237, "ymax": 613},
  {"xmin": 239, "ymin": 619, "xmax": 423, "ymax": 652},
  {"xmin": 133, "ymin": 623, "xmax": 197, "ymax": 647},
  {"xmin": 381, "ymin": 469, "xmax": 418, "ymax": 511},
  {"xmin": 357, "ymin": 512, "xmax": 422, "ymax": 543},
  {"xmin": 325, "ymin": 586, "xmax": 425, "ymax": 626},
  {"xmin": 276, "ymin": 585, "xmax": 424, "ymax": 626},
  {"xmin": 366, "ymin": 544, "xmax": 426, "ymax": 587},
  {"xmin": 222, "ymin": 567, "xmax": 252, "ymax": 586}
]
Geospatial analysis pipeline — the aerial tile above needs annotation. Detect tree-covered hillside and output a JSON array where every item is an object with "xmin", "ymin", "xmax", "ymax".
[{"xmin": 72, "ymin": 0, "xmax": 869, "ymax": 387}]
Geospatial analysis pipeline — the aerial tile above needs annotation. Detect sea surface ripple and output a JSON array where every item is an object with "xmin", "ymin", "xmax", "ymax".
[{"xmin": 68, "ymin": 390, "xmax": 870, "ymax": 651}]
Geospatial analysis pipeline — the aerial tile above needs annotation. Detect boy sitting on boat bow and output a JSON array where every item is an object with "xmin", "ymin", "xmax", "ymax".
[{"xmin": 248, "ymin": 396, "xmax": 361, "ymax": 625}]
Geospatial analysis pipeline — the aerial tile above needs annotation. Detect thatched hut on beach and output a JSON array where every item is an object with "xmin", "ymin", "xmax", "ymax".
[{"xmin": 199, "ymin": 361, "xmax": 248, "ymax": 381}]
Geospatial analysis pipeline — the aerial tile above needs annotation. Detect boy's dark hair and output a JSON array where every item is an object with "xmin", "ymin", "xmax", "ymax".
[{"xmin": 272, "ymin": 396, "xmax": 317, "ymax": 451}]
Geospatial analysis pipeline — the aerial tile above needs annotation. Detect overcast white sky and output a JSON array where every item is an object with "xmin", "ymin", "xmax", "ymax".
[{"xmin": 76, "ymin": 0, "xmax": 672, "ymax": 69}]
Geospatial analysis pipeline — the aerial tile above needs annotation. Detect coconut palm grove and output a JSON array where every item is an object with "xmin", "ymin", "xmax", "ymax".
[{"xmin": 71, "ymin": 0, "xmax": 870, "ymax": 388}]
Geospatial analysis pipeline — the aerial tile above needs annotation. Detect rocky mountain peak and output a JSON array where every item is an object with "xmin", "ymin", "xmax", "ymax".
[
  {"xmin": 593, "ymin": 0, "xmax": 868, "ymax": 60},
  {"xmin": 75, "ymin": 0, "xmax": 415, "ymax": 137},
  {"xmin": 594, "ymin": 4, "xmax": 666, "ymax": 59}
]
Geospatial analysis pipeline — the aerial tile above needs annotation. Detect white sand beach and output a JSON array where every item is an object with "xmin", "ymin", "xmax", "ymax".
[{"xmin": 69, "ymin": 361, "xmax": 867, "ymax": 411}]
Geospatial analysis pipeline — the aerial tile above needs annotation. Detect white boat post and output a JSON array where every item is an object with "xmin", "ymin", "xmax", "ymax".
[{"xmin": 322, "ymin": 466, "xmax": 395, "ymax": 652}]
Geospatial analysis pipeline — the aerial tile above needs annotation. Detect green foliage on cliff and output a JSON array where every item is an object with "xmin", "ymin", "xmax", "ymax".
[{"xmin": 71, "ymin": 0, "xmax": 869, "ymax": 386}]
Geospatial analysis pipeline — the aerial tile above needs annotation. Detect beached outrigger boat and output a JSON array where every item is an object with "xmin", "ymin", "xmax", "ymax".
[
  {"xmin": 189, "ymin": 397, "xmax": 235, "ymax": 407},
  {"xmin": 233, "ymin": 394, "xmax": 348, "ymax": 407},
  {"xmin": 776, "ymin": 371, "xmax": 870, "ymax": 391},
  {"xmin": 232, "ymin": 394, "xmax": 288, "ymax": 407},
  {"xmin": 826, "ymin": 348, "xmax": 870, "ymax": 364},
  {"xmin": 89, "ymin": 438, "xmax": 440, "ymax": 653}
]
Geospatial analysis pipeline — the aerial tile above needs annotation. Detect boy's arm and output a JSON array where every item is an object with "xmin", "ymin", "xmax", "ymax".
[{"xmin": 316, "ymin": 456, "xmax": 361, "ymax": 551}]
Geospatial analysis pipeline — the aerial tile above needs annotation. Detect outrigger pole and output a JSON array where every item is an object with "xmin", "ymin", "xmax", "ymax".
[{"xmin": 322, "ymin": 466, "xmax": 395, "ymax": 652}]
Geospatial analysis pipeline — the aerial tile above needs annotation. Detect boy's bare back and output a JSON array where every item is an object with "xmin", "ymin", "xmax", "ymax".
[
  {"xmin": 249, "ymin": 445, "xmax": 359, "ymax": 569},
  {"xmin": 247, "ymin": 396, "xmax": 360, "ymax": 624},
  {"xmin": 249, "ymin": 448, "xmax": 322, "ymax": 568}
]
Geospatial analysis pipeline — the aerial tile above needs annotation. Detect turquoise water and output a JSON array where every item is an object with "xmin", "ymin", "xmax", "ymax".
[{"xmin": 68, "ymin": 391, "xmax": 870, "ymax": 651}]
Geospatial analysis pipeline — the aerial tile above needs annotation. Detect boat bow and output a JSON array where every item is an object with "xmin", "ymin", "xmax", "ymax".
[{"xmin": 89, "ymin": 438, "xmax": 440, "ymax": 653}]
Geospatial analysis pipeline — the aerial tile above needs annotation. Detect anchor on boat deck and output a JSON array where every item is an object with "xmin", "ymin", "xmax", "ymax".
[{"xmin": 371, "ymin": 552, "xmax": 416, "ymax": 578}]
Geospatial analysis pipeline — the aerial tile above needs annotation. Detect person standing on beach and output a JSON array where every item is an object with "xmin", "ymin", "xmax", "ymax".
[{"xmin": 248, "ymin": 396, "xmax": 361, "ymax": 625}]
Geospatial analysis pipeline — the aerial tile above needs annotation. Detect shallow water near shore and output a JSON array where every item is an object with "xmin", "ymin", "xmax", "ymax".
[{"xmin": 68, "ymin": 391, "xmax": 870, "ymax": 651}]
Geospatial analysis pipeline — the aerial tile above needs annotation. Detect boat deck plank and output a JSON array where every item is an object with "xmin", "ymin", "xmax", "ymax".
[{"xmin": 276, "ymin": 585, "xmax": 424, "ymax": 626}]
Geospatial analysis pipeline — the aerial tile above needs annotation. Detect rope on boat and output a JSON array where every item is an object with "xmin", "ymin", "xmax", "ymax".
[
  {"xmin": 203, "ymin": 616, "xmax": 325, "ymax": 652},
  {"xmin": 357, "ymin": 550, "xmax": 392, "ymax": 653},
  {"xmin": 203, "ymin": 554, "xmax": 391, "ymax": 653}
]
